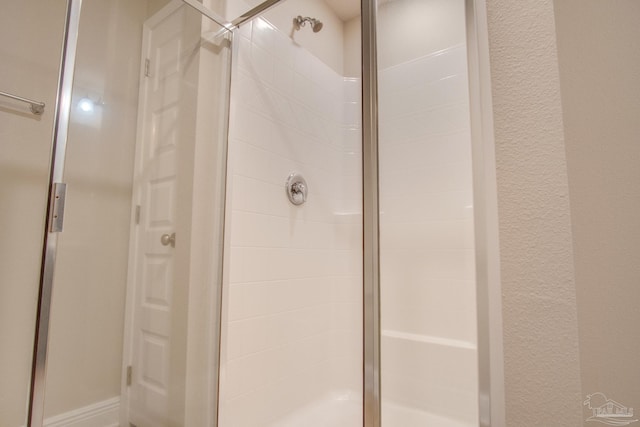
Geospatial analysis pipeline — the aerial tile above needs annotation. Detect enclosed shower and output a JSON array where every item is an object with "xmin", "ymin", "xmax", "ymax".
[{"xmin": 0, "ymin": 0, "xmax": 491, "ymax": 426}]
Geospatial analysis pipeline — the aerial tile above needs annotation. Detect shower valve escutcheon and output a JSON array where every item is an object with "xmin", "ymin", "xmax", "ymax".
[{"xmin": 286, "ymin": 172, "xmax": 308, "ymax": 205}]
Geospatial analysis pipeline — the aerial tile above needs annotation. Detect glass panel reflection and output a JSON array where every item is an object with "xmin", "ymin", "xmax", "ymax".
[
  {"xmin": 378, "ymin": 0, "xmax": 479, "ymax": 425},
  {"xmin": 43, "ymin": 1, "xmax": 231, "ymax": 425},
  {"xmin": 0, "ymin": 1, "xmax": 67, "ymax": 426}
]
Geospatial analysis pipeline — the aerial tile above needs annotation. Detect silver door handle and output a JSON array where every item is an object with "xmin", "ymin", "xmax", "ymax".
[{"xmin": 160, "ymin": 232, "xmax": 176, "ymax": 248}]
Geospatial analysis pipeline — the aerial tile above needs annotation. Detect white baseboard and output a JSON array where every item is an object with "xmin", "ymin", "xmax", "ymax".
[{"xmin": 43, "ymin": 397, "xmax": 120, "ymax": 427}]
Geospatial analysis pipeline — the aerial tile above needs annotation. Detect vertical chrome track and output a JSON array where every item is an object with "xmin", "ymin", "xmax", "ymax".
[
  {"xmin": 465, "ymin": 0, "xmax": 503, "ymax": 425},
  {"xmin": 361, "ymin": 0, "xmax": 381, "ymax": 426},
  {"xmin": 28, "ymin": 1, "xmax": 82, "ymax": 426}
]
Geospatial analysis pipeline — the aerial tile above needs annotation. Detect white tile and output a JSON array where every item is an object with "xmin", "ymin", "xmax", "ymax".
[
  {"xmin": 251, "ymin": 18, "xmax": 277, "ymax": 54},
  {"xmin": 380, "ymin": 189, "xmax": 474, "ymax": 222},
  {"xmin": 231, "ymin": 108, "xmax": 275, "ymax": 146},
  {"xmin": 380, "ymin": 219, "xmax": 475, "ymax": 251},
  {"xmin": 381, "ymin": 246, "xmax": 476, "ymax": 282},
  {"xmin": 273, "ymin": 30, "xmax": 295, "ymax": 66},
  {"xmin": 237, "ymin": 19, "xmax": 252, "ymax": 40},
  {"xmin": 273, "ymin": 59, "xmax": 295, "ymax": 96},
  {"xmin": 293, "ymin": 45, "xmax": 313, "ymax": 79},
  {"xmin": 237, "ymin": 73, "xmax": 271, "ymax": 115},
  {"xmin": 292, "ymin": 71, "xmax": 312, "ymax": 106},
  {"xmin": 228, "ymin": 247, "xmax": 244, "ymax": 283},
  {"xmin": 223, "ymin": 25, "xmax": 373, "ymax": 421},
  {"xmin": 225, "ymin": 27, "xmax": 477, "ymax": 422},
  {"xmin": 230, "ymin": 174, "xmax": 276, "ymax": 215},
  {"xmin": 249, "ymin": 43, "xmax": 274, "ymax": 85},
  {"xmin": 343, "ymin": 78, "xmax": 361, "ymax": 103},
  {"xmin": 343, "ymin": 101, "xmax": 360, "ymax": 127},
  {"xmin": 231, "ymin": 211, "xmax": 288, "ymax": 248},
  {"xmin": 379, "ymin": 130, "xmax": 472, "ymax": 169},
  {"xmin": 236, "ymin": 36, "xmax": 252, "ymax": 72},
  {"xmin": 380, "ymin": 159, "xmax": 473, "ymax": 197},
  {"xmin": 330, "ymin": 276, "xmax": 362, "ymax": 304}
]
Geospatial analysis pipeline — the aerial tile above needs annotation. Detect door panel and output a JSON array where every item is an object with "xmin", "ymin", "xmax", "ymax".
[
  {"xmin": 129, "ymin": 7, "xmax": 184, "ymax": 424},
  {"xmin": 129, "ymin": 5, "xmax": 233, "ymax": 423}
]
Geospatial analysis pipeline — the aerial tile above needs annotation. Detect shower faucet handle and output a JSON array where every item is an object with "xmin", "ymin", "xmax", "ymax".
[{"xmin": 291, "ymin": 182, "xmax": 305, "ymax": 194}]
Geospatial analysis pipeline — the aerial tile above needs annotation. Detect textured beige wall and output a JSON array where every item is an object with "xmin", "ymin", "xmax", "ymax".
[
  {"xmin": 554, "ymin": 0, "xmax": 640, "ymax": 418},
  {"xmin": 485, "ymin": 0, "xmax": 584, "ymax": 424}
]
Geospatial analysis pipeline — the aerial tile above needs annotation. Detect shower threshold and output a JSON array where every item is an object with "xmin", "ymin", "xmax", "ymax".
[
  {"xmin": 270, "ymin": 392, "xmax": 361, "ymax": 427},
  {"xmin": 382, "ymin": 401, "xmax": 475, "ymax": 427},
  {"xmin": 267, "ymin": 393, "xmax": 474, "ymax": 427}
]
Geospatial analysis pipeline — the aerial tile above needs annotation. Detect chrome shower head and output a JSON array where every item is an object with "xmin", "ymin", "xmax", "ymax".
[
  {"xmin": 312, "ymin": 20, "xmax": 323, "ymax": 32},
  {"xmin": 294, "ymin": 16, "xmax": 323, "ymax": 33}
]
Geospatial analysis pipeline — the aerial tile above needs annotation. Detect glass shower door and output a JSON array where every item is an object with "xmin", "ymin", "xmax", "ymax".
[
  {"xmin": 377, "ymin": 0, "xmax": 479, "ymax": 425},
  {"xmin": 39, "ymin": 1, "xmax": 231, "ymax": 426},
  {"xmin": 0, "ymin": 2, "xmax": 67, "ymax": 426}
]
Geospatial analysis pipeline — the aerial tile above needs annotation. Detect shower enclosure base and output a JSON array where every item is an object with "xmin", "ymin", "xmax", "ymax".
[
  {"xmin": 266, "ymin": 393, "xmax": 472, "ymax": 427},
  {"xmin": 270, "ymin": 393, "xmax": 361, "ymax": 427},
  {"xmin": 382, "ymin": 402, "xmax": 474, "ymax": 427}
]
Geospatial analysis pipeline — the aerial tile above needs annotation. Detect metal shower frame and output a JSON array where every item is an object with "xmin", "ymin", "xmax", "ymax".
[{"xmin": 27, "ymin": 0, "xmax": 502, "ymax": 426}]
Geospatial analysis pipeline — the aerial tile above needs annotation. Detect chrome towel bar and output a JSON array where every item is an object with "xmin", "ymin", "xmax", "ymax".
[{"xmin": 0, "ymin": 90, "xmax": 45, "ymax": 115}]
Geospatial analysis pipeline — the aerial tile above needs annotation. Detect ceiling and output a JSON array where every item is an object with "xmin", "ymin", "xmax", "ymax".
[
  {"xmin": 323, "ymin": 0, "xmax": 360, "ymax": 21},
  {"xmin": 322, "ymin": 0, "xmax": 394, "ymax": 22}
]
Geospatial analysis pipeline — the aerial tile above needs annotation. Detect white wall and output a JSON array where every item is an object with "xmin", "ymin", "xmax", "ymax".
[
  {"xmin": 0, "ymin": 2, "xmax": 67, "ymax": 426},
  {"xmin": 218, "ymin": 17, "xmax": 362, "ymax": 426},
  {"xmin": 554, "ymin": 0, "xmax": 640, "ymax": 417},
  {"xmin": 377, "ymin": 0, "xmax": 477, "ymax": 424}
]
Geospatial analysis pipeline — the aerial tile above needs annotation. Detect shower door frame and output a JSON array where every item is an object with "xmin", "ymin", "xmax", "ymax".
[
  {"xmin": 26, "ymin": 0, "xmax": 503, "ymax": 426},
  {"xmin": 363, "ymin": 0, "xmax": 505, "ymax": 425},
  {"xmin": 464, "ymin": 0, "xmax": 505, "ymax": 425},
  {"xmin": 27, "ymin": 1, "xmax": 82, "ymax": 426}
]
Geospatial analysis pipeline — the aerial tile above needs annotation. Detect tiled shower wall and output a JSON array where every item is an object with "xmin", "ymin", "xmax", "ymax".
[
  {"xmin": 379, "ymin": 44, "xmax": 478, "ymax": 425},
  {"xmin": 219, "ymin": 18, "xmax": 362, "ymax": 426}
]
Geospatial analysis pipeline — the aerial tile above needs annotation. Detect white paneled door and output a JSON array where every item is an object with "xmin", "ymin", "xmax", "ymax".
[{"xmin": 125, "ymin": 3, "xmax": 192, "ymax": 426}]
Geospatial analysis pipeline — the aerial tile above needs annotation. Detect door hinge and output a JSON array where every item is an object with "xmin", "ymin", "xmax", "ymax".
[
  {"xmin": 126, "ymin": 365, "xmax": 132, "ymax": 386},
  {"xmin": 144, "ymin": 58, "xmax": 151, "ymax": 77},
  {"xmin": 135, "ymin": 205, "xmax": 141, "ymax": 225},
  {"xmin": 49, "ymin": 182, "xmax": 67, "ymax": 233}
]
